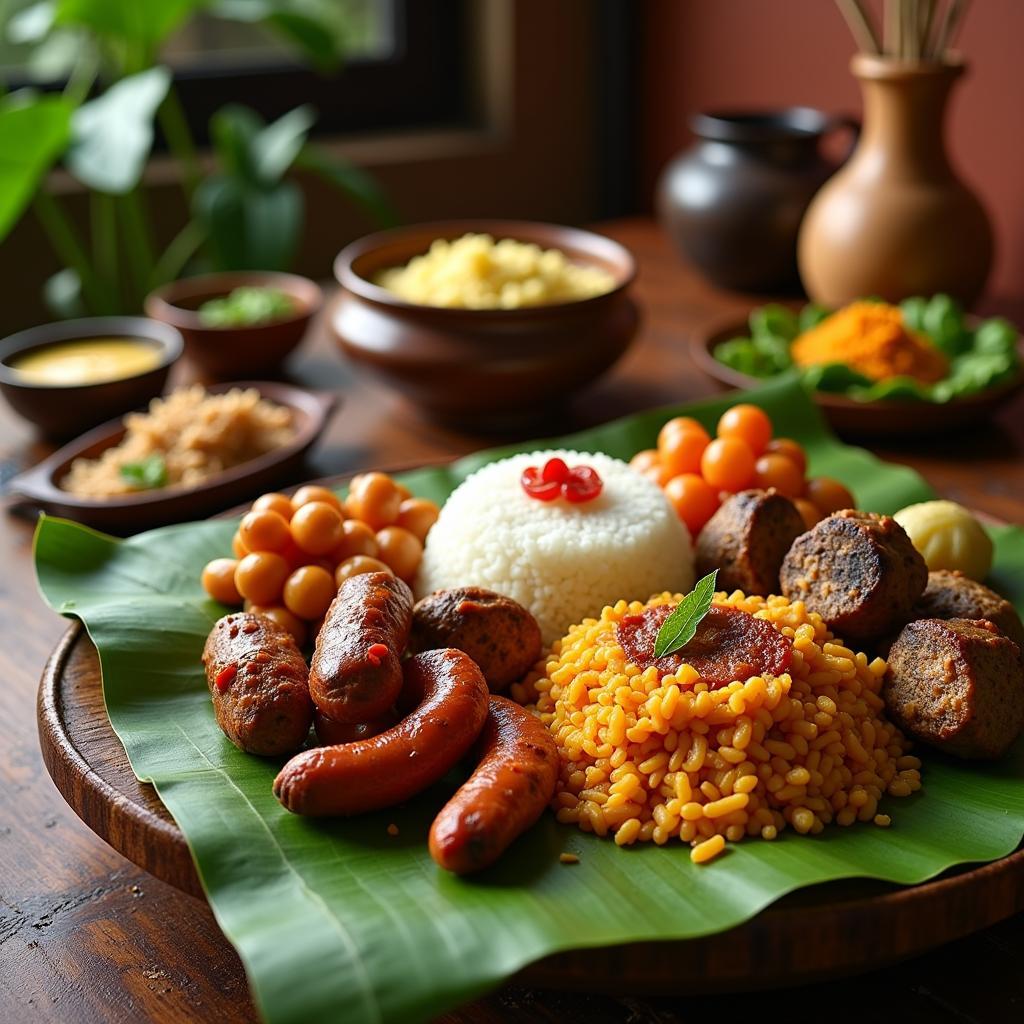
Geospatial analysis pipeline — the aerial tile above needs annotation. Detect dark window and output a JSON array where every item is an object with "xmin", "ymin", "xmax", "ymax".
[
  {"xmin": 171, "ymin": 1, "xmax": 472, "ymax": 142},
  {"xmin": 1, "ymin": 0, "xmax": 472, "ymax": 141}
]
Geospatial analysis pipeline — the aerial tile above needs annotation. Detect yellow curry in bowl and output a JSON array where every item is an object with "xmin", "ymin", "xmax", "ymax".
[{"xmin": 8, "ymin": 338, "xmax": 164, "ymax": 387}]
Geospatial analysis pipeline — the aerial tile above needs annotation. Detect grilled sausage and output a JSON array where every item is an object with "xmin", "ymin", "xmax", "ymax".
[
  {"xmin": 313, "ymin": 707, "xmax": 397, "ymax": 746},
  {"xmin": 912, "ymin": 570, "xmax": 1024, "ymax": 649},
  {"xmin": 428, "ymin": 696, "xmax": 558, "ymax": 874},
  {"xmin": 780, "ymin": 510, "xmax": 927, "ymax": 640},
  {"xmin": 202, "ymin": 612, "xmax": 313, "ymax": 756},
  {"xmin": 308, "ymin": 571, "xmax": 413, "ymax": 724},
  {"xmin": 695, "ymin": 488, "xmax": 806, "ymax": 596},
  {"xmin": 411, "ymin": 587, "xmax": 543, "ymax": 690},
  {"xmin": 274, "ymin": 649, "xmax": 489, "ymax": 816},
  {"xmin": 884, "ymin": 617, "xmax": 1024, "ymax": 759}
]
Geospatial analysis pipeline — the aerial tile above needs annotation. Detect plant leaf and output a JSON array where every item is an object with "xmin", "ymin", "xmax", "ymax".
[
  {"xmin": 43, "ymin": 266, "xmax": 86, "ymax": 318},
  {"xmin": 212, "ymin": 0, "xmax": 344, "ymax": 71},
  {"xmin": 296, "ymin": 143, "xmax": 399, "ymax": 227},
  {"xmin": 0, "ymin": 94, "xmax": 72, "ymax": 241},
  {"xmin": 54, "ymin": 0, "xmax": 204, "ymax": 47},
  {"xmin": 653, "ymin": 569, "xmax": 718, "ymax": 658},
  {"xmin": 209, "ymin": 104, "xmax": 263, "ymax": 185},
  {"xmin": 119, "ymin": 454, "xmax": 167, "ymax": 490},
  {"xmin": 32, "ymin": 375, "xmax": 1024, "ymax": 1024},
  {"xmin": 251, "ymin": 104, "xmax": 315, "ymax": 186},
  {"xmin": 65, "ymin": 66, "xmax": 171, "ymax": 193},
  {"xmin": 7, "ymin": 0, "xmax": 57, "ymax": 42},
  {"xmin": 193, "ymin": 174, "xmax": 302, "ymax": 271}
]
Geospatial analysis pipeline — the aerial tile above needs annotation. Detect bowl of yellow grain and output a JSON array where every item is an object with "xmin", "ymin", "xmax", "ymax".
[{"xmin": 330, "ymin": 221, "xmax": 639, "ymax": 427}]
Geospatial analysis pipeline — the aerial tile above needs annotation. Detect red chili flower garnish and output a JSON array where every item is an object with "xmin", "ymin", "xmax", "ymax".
[
  {"xmin": 541, "ymin": 457, "xmax": 569, "ymax": 483},
  {"xmin": 366, "ymin": 643, "xmax": 390, "ymax": 667},
  {"xmin": 215, "ymin": 663, "xmax": 237, "ymax": 691},
  {"xmin": 521, "ymin": 458, "xmax": 603, "ymax": 504},
  {"xmin": 563, "ymin": 465, "xmax": 604, "ymax": 503},
  {"xmin": 521, "ymin": 465, "xmax": 563, "ymax": 501}
]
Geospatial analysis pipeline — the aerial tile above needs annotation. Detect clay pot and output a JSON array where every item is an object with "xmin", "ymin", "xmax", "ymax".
[
  {"xmin": 657, "ymin": 108, "xmax": 855, "ymax": 293},
  {"xmin": 329, "ymin": 221, "xmax": 639, "ymax": 428},
  {"xmin": 799, "ymin": 55, "xmax": 993, "ymax": 308}
]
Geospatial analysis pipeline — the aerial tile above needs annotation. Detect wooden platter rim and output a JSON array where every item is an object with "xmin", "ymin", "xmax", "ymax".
[{"xmin": 38, "ymin": 619, "xmax": 1024, "ymax": 992}]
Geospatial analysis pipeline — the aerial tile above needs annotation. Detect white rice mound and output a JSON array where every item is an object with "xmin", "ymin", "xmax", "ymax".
[{"xmin": 415, "ymin": 449, "xmax": 695, "ymax": 645}]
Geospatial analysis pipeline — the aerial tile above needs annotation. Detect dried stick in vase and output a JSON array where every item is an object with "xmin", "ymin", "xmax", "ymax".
[
  {"xmin": 836, "ymin": 0, "xmax": 881, "ymax": 54},
  {"xmin": 933, "ymin": 0, "xmax": 969, "ymax": 60}
]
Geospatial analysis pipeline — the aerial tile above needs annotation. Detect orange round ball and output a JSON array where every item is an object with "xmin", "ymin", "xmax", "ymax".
[
  {"xmin": 794, "ymin": 498, "xmax": 823, "ymax": 531},
  {"xmin": 252, "ymin": 492, "xmax": 294, "ymax": 522},
  {"xmin": 658, "ymin": 417, "xmax": 710, "ymax": 453},
  {"xmin": 395, "ymin": 498, "xmax": 440, "ymax": 543},
  {"xmin": 335, "ymin": 555, "xmax": 394, "ymax": 587},
  {"xmin": 291, "ymin": 485, "xmax": 343, "ymax": 513},
  {"xmin": 805, "ymin": 476, "xmax": 856, "ymax": 515},
  {"xmin": 332, "ymin": 519, "xmax": 379, "ymax": 562},
  {"xmin": 663, "ymin": 474, "xmax": 720, "ymax": 538},
  {"xmin": 659, "ymin": 428, "xmax": 709, "ymax": 478},
  {"xmin": 765, "ymin": 437, "xmax": 807, "ymax": 476},
  {"xmin": 234, "ymin": 551, "xmax": 290, "ymax": 606},
  {"xmin": 629, "ymin": 449, "xmax": 661, "ymax": 475},
  {"xmin": 375, "ymin": 526, "xmax": 423, "ymax": 581},
  {"xmin": 256, "ymin": 605, "xmax": 307, "ymax": 646},
  {"xmin": 291, "ymin": 501, "xmax": 345, "ymax": 556},
  {"xmin": 753, "ymin": 454, "xmax": 804, "ymax": 498},
  {"xmin": 238, "ymin": 509, "xmax": 291, "ymax": 553},
  {"xmin": 231, "ymin": 531, "xmax": 249, "ymax": 559},
  {"xmin": 346, "ymin": 473, "xmax": 402, "ymax": 530},
  {"xmin": 716, "ymin": 404, "xmax": 773, "ymax": 456},
  {"xmin": 202, "ymin": 558, "xmax": 241, "ymax": 605},
  {"xmin": 700, "ymin": 437, "xmax": 756, "ymax": 492},
  {"xmin": 283, "ymin": 565, "xmax": 337, "ymax": 621},
  {"xmin": 642, "ymin": 463, "xmax": 673, "ymax": 487}
]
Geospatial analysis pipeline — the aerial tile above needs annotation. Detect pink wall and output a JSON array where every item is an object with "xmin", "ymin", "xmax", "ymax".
[{"xmin": 641, "ymin": 0, "xmax": 1024, "ymax": 299}]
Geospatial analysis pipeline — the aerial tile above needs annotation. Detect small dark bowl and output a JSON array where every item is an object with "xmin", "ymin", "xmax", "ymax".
[
  {"xmin": 330, "ymin": 220, "xmax": 639, "ymax": 426},
  {"xmin": 145, "ymin": 271, "xmax": 323, "ymax": 380},
  {"xmin": 0, "ymin": 317, "xmax": 182, "ymax": 439}
]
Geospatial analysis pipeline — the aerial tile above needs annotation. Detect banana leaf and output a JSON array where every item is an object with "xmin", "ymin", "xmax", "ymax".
[{"xmin": 33, "ymin": 375, "xmax": 1024, "ymax": 1024}]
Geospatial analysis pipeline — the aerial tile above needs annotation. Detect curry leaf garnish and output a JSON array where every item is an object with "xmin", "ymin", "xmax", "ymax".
[
  {"xmin": 119, "ymin": 453, "xmax": 168, "ymax": 490},
  {"xmin": 653, "ymin": 569, "xmax": 718, "ymax": 658}
]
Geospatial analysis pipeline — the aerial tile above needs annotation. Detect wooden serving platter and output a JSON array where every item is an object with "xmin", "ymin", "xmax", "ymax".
[{"xmin": 38, "ymin": 621, "xmax": 1024, "ymax": 993}]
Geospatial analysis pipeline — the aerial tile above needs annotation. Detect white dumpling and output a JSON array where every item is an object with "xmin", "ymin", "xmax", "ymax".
[{"xmin": 894, "ymin": 500, "xmax": 993, "ymax": 581}]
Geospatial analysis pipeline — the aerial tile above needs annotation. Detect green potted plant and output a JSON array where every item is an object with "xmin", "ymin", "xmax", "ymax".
[{"xmin": 0, "ymin": 0, "xmax": 396, "ymax": 317}]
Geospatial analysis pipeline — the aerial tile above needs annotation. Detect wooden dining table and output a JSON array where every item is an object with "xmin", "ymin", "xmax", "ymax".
[{"xmin": 2, "ymin": 217, "xmax": 1023, "ymax": 1024}]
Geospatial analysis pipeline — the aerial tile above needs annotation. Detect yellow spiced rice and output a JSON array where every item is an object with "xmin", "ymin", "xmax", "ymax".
[{"xmin": 510, "ymin": 590, "xmax": 922, "ymax": 864}]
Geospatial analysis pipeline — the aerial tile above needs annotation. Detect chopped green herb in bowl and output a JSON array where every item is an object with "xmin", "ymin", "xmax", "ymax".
[{"xmin": 198, "ymin": 287, "xmax": 297, "ymax": 328}]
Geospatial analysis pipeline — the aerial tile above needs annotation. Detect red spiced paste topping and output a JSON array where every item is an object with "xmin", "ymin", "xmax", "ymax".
[{"xmin": 615, "ymin": 603, "xmax": 792, "ymax": 689}]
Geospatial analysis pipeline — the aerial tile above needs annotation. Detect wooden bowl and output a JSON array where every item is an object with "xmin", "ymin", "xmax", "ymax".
[
  {"xmin": 7, "ymin": 381, "xmax": 337, "ymax": 534},
  {"xmin": 693, "ymin": 320, "xmax": 1024, "ymax": 437},
  {"xmin": 0, "ymin": 316, "xmax": 182, "ymax": 439},
  {"xmin": 145, "ymin": 272, "xmax": 323, "ymax": 380},
  {"xmin": 330, "ymin": 221, "xmax": 640, "ymax": 427}
]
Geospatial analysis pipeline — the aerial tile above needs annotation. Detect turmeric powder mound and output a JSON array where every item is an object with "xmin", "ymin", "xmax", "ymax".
[{"xmin": 791, "ymin": 301, "xmax": 949, "ymax": 384}]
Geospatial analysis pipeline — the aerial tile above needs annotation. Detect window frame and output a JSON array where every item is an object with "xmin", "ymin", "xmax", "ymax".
[{"xmin": 169, "ymin": 0, "xmax": 473, "ymax": 143}]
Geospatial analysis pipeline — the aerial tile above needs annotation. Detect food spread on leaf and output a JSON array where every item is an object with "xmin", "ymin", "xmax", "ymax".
[
  {"xmin": 187, "ymin": 402, "xmax": 1024, "ymax": 871},
  {"xmin": 32, "ymin": 375, "xmax": 1024, "ymax": 1024}
]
